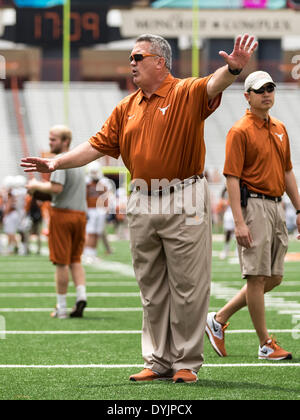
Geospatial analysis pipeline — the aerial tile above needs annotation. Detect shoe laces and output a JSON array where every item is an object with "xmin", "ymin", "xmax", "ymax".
[
  {"xmin": 222, "ymin": 322, "xmax": 230, "ymax": 332},
  {"xmin": 266, "ymin": 335, "xmax": 280, "ymax": 350},
  {"xmin": 213, "ymin": 316, "xmax": 229, "ymax": 332}
]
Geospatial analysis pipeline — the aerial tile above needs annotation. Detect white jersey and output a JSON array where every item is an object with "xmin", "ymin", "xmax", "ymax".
[{"xmin": 86, "ymin": 208, "xmax": 107, "ymax": 235}]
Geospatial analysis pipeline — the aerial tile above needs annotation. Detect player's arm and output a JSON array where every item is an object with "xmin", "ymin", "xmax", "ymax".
[
  {"xmin": 285, "ymin": 170, "xmax": 300, "ymax": 239},
  {"xmin": 226, "ymin": 175, "xmax": 253, "ymax": 249},
  {"xmin": 26, "ymin": 179, "xmax": 63, "ymax": 195},
  {"xmin": 21, "ymin": 141, "xmax": 104, "ymax": 174},
  {"xmin": 207, "ymin": 34, "xmax": 258, "ymax": 100}
]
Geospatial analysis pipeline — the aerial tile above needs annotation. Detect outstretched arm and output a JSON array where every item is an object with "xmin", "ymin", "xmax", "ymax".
[
  {"xmin": 21, "ymin": 141, "xmax": 104, "ymax": 173},
  {"xmin": 207, "ymin": 34, "xmax": 258, "ymax": 100}
]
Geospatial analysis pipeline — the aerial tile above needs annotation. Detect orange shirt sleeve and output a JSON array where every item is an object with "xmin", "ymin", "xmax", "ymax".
[
  {"xmin": 223, "ymin": 128, "xmax": 246, "ymax": 178},
  {"xmin": 88, "ymin": 105, "xmax": 121, "ymax": 159}
]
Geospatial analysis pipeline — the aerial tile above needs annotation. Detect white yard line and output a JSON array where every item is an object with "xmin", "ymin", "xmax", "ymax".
[
  {"xmin": 0, "ymin": 274, "xmax": 125, "ymax": 279},
  {"xmin": 0, "ymin": 259, "xmax": 135, "ymax": 277},
  {"xmin": 5, "ymin": 331, "xmax": 142, "ymax": 334},
  {"xmin": 3, "ymin": 329, "xmax": 299, "ymax": 335},
  {"xmin": 0, "ymin": 259, "xmax": 299, "ymax": 313},
  {"xmin": 268, "ymin": 292, "xmax": 300, "ymax": 297},
  {"xmin": 214, "ymin": 281, "xmax": 300, "ymax": 287},
  {"xmin": 279, "ymin": 310, "xmax": 300, "ymax": 315},
  {"xmin": 0, "ymin": 363, "xmax": 299, "ymax": 368},
  {"xmin": 0, "ymin": 293, "xmax": 140, "ymax": 297},
  {"xmin": 86, "ymin": 260, "xmax": 135, "ymax": 278},
  {"xmin": 0, "ymin": 282, "xmax": 138, "ymax": 287},
  {"xmin": 0, "ymin": 307, "xmax": 221, "ymax": 313},
  {"xmin": 0, "ymin": 281, "xmax": 298, "ymax": 289},
  {"xmin": 0, "ymin": 308, "xmax": 142, "ymax": 313},
  {"xmin": 210, "ymin": 282, "xmax": 300, "ymax": 313},
  {"xmin": 1, "ymin": 257, "xmax": 299, "ymax": 315}
]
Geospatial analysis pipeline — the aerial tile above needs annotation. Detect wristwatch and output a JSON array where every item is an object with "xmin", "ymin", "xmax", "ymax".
[
  {"xmin": 296, "ymin": 210, "xmax": 300, "ymax": 215},
  {"xmin": 228, "ymin": 66, "xmax": 243, "ymax": 76}
]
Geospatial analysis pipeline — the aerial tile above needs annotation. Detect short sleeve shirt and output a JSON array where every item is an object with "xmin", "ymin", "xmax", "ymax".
[
  {"xmin": 89, "ymin": 74, "xmax": 221, "ymax": 187},
  {"xmin": 223, "ymin": 110, "xmax": 293, "ymax": 197},
  {"xmin": 50, "ymin": 154, "xmax": 87, "ymax": 212}
]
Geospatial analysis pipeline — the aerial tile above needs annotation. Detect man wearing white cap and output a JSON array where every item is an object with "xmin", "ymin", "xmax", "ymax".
[{"xmin": 206, "ymin": 71, "xmax": 300, "ymax": 361}]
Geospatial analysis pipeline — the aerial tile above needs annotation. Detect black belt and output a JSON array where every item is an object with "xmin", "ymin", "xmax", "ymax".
[
  {"xmin": 248, "ymin": 190, "xmax": 282, "ymax": 203},
  {"xmin": 135, "ymin": 174, "xmax": 204, "ymax": 197}
]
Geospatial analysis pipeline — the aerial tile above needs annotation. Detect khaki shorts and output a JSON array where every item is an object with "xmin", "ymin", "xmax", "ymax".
[
  {"xmin": 49, "ymin": 207, "xmax": 86, "ymax": 265},
  {"xmin": 238, "ymin": 198, "xmax": 288, "ymax": 278}
]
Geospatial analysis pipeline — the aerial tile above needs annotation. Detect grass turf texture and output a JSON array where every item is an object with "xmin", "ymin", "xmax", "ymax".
[{"xmin": 0, "ymin": 238, "xmax": 299, "ymax": 400}]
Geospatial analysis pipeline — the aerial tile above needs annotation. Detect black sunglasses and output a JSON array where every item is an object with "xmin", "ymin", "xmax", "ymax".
[
  {"xmin": 248, "ymin": 84, "xmax": 275, "ymax": 95},
  {"xmin": 129, "ymin": 53, "xmax": 160, "ymax": 63}
]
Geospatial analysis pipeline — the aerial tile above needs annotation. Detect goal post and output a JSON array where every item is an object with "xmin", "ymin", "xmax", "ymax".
[{"xmin": 102, "ymin": 166, "xmax": 131, "ymax": 195}]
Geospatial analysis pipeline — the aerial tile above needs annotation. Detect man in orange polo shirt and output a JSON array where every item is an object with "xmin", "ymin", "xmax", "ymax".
[
  {"xmin": 21, "ymin": 33, "xmax": 258, "ymax": 383},
  {"xmin": 206, "ymin": 71, "xmax": 300, "ymax": 361}
]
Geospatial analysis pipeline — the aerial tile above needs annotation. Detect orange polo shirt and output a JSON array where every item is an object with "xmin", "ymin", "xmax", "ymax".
[
  {"xmin": 89, "ymin": 74, "xmax": 221, "ymax": 187},
  {"xmin": 223, "ymin": 110, "xmax": 293, "ymax": 197}
]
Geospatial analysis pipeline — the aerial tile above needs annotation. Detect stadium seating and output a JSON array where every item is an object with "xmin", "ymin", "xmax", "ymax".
[
  {"xmin": 0, "ymin": 85, "xmax": 25, "ymax": 181},
  {"xmin": 23, "ymin": 81, "xmax": 125, "ymax": 152}
]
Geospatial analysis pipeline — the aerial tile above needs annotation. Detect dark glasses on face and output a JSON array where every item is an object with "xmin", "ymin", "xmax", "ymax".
[
  {"xmin": 129, "ymin": 53, "xmax": 159, "ymax": 63},
  {"xmin": 249, "ymin": 84, "xmax": 275, "ymax": 95}
]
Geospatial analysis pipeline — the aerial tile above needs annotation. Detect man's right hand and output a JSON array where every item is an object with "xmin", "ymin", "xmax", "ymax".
[
  {"xmin": 21, "ymin": 157, "xmax": 57, "ymax": 173},
  {"xmin": 235, "ymin": 221, "xmax": 253, "ymax": 249}
]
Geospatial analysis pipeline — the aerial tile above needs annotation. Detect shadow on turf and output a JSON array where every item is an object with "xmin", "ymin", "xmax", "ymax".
[
  {"xmin": 196, "ymin": 379, "xmax": 298, "ymax": 394},
  {"xmin": 66, "ymin": 316, "xmax": 117, "ymax": 322},
  {"xmin": 81, "ymin": 378, "xmax": 298, "ymax": 395}
]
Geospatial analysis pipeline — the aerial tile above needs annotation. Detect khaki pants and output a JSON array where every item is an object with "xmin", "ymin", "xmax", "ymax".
[{"xmin": 127, "ymin": 178, "xmax": 212, "ymax": 374}]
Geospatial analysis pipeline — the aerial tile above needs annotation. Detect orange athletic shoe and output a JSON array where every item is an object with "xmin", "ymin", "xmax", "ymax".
[
  {"xmin": 258, "ymin": 337, "xmax": 292, "ymax": 361},
  {"xmin": 129, "ymin": 368, "xmax": 172, "ymax": 382},
  {"xmin": 205, "ymin": 312, "xmax": 229, "ymax": 357},
  {"xmin": 173, "ymin": 370, "xmax": 198, "ymax": 384}
]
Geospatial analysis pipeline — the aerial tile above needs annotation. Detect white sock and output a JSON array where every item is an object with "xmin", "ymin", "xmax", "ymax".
[
  {"xmin": 57, "ymin": 294, "xmax": 67, "ymax": 311},
  {"xmin": 84, "ymin": 247, "xmax": 97, "ymax": 257},
  {"xmin": 224, "ymin": 242, "xmax": 230, "ymax": 253},
  {"xmin": 90, "ymin": 248, "xmax": 97, "ymax": 257},
  {"xmin": 76, "ymin": 285, "xmax": 87, "ymax": 303}
]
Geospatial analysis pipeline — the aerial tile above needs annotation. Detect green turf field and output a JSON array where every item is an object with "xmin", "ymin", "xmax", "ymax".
[{"xmin": 0, "ymin": 237, "xmax": 299, "ymax": 401}]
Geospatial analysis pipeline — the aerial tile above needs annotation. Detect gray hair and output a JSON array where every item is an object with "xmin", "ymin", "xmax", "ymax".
[{"xmin": 136, "ymin": 34, "xmax": 172, "ymax": 71}]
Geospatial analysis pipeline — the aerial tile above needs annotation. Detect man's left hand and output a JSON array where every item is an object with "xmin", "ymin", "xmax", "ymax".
[
  {"xmin": 297, "ymin": 214, "xmax": 300, "ymax": 240},
  {"xmin": 219, "ymin": 34, "xmax": 258, "ymax": 72}
]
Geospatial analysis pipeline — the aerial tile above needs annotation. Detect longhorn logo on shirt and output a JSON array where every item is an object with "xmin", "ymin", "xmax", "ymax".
[
  {"xmin": 158, "ymin": 105, "xmax": 171, "ymax": 116},
  {"xmin": 275, "ymin": 132, "xmax": 284, "ymax": 142}
]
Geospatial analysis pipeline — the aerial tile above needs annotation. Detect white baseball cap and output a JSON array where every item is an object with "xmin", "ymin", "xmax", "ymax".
[
  {"xmin": 244, "ymin": 71, "xmax": 276, "ymax": 92},
  {"xmin": 86, "ymin": 161, "xmax": 103, "ymax": 181}
]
